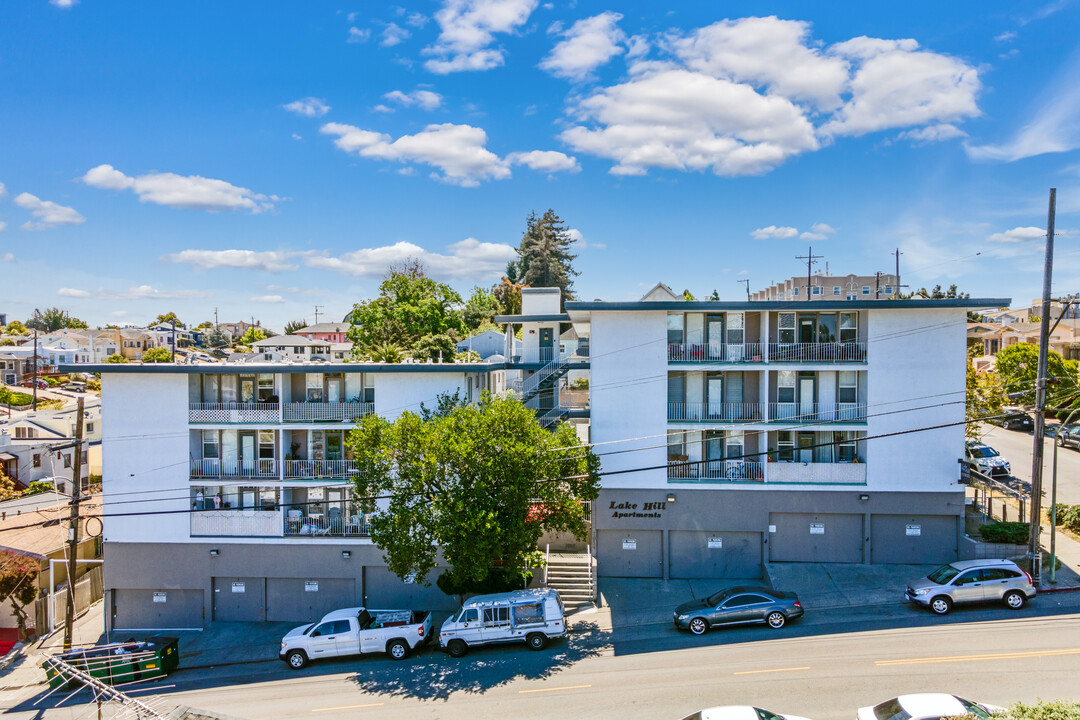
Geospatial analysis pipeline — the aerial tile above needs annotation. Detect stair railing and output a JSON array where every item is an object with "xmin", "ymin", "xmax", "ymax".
[{"xmin": 543, "ymin": 543, "xmax": 550, "ymax": 586}]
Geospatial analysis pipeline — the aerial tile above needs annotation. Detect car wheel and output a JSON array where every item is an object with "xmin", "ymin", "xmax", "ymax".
[
  {"xmin": 526, "ymin": 633, "xmax": 547, "ymax": 651},
  {"xmin": 688, "ymin": 617, "xmax": 709, "ymax": 635},
  {"xmin": 447, "ymin": 639, "xmax": 468, "ymax": 658},
  {"xmin": 387, "ymin": 639, "xmax": 409, "ymax": 661},
  {"xmin": 286, "ymin": 650, "xmax": 308, "ymax": 670},
  {"xmin": 930, "ymin": 596, "xmax": 953, "ymax": 615},
  {"xmin": 1004, "ymin": 590, "xmax": 1026, "ymax": 610},
  {"xmin": 766, "ymin": 611, "xmax": 787, "ymax": 629}
]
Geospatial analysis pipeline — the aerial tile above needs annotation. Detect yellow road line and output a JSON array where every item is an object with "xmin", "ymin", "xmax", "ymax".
[
  {"xmin": 876, "ymin": 648, "xmax": 1080, "ymax": 667},
  {"xmin": 733, "ymin": 666, "xmax": 811, "ymax": 675},
  {"xmin": 312, "ymin": 703, "xmax": 385, "ymax": 712},
  {"xmin": 518, "ymin": 684, "xmax": 593, "ymax": 694}
]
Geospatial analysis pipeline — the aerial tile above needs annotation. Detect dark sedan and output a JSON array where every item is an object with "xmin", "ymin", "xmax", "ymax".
[
  {"xmin": 1058, "ymin": 424, "xmax": 1080, "ymax": 450},
  {"xmin": 998, "ymin": 412, "xmax": 1034, "ymax": 432},
  {"xmin": 673, "ymin": 586, "xmax": 803, "ymax": 635}
]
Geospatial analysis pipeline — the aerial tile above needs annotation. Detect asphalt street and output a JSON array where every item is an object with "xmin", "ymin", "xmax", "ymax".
[
  {"xmin": 979, "ymin": 423, "xmax": 1080, "ymax": 506},
  {"xmin": 7, "ymin": 598, "xmax": 1080, "ymax": 720}
]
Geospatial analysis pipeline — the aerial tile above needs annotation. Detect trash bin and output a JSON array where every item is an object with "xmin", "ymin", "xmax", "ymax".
[{"xmin": 43, "ymin": 637, "xmax": 180, "ymax": 689}]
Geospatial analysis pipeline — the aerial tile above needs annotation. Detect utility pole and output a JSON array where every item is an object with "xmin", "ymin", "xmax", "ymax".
[
  {"xmin": 892, "ymin": 248, "xmax": 903, "ymax": 298},
  {"xmin": 314, "ymin": 305, "xmax": 324, "ymax": 324},
  {"xmin": 795, "ymin": 247, "xmax": 823, "ymax": 301},
  {"xmin": 738, "ymin": 279, "xmax": 751, "ymax": 301},
  {"xmin": 875, "ymin": 271, "xmax": 882, "ymax": 299},
  {"xmin": 170, "ymin": 321, "xmax": 176, "ymax": 361},
  {"xmin": 63, "ymin": 396, "xmax": 85, "ymax": 651},
  {"xmin": 1028, "ymin": 188, "xmax": 1056, "ymax": 567},
  {"xmin": 32, "ymin": 329, "xmax": 38, "ymax": 411}
]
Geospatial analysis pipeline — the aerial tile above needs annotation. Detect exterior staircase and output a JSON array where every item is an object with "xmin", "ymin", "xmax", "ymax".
[{"xmin": 544, "ymin": 547, "xmax": 596, "ymax": 611}]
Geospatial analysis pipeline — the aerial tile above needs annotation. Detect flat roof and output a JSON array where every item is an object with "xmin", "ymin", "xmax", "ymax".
[
  {"xmin": 564, "ymin": 298, "xmax": 1011, "ymax": 312},
  {"xmin": 60, "ymin": 362, "xmax": 506, "ymax": 375}
]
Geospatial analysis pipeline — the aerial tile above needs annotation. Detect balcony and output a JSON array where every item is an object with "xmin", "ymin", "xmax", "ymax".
[
  {"xmin": 668, "ymin": 343, "xmax": 764, "ymax": 363},
  {"xmin": 767, "ymin": 342, "xmax": 866, "ymax": 363},
  {"xmin": 767, "ymin": 461, "xmax": 867, "ymax": 484},
  {"xmin": 667, "ymin": 402, "xmax": 763, "ymax": 422},
  {"xmin": 189, "ymin": 458, "xmax": 277, "ymax": 478},
  {"xmin": 283, "ymin": 511, "xmax": 371, "ymax": 537},
  {"xmin": 667, "ymin": 459, "xmax": 764, "ymax": 482},
  {"xmin": 283, "ymin": 402, "xmax": 374, "ymax": 423},
  {"xmin": 283, "ymin": 459, "xmax": 358, "ymax": 479},
  {"xmin": 768, "ymin": 403, "xmax": 866, "ymax": 423},
  {"xmin": 189, "ymin": 403, "xmax": 279, "ymax": 423},
  {"xmin": 190, "ymin": 509, "xmax": 282, "ymax": 537}
]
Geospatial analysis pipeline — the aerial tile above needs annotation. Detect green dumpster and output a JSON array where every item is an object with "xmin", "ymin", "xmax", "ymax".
[{"xmin": 44, "ymin": 636, "xmax": 180, "ymax": 690}]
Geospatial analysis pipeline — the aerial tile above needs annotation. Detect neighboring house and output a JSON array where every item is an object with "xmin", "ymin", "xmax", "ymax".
[
  {"xmin": 980, "ymin": 308, "xmax": 1031, "ymax": 324},
  {"xmin": 219, "ymin": 320, "xmax": 260, "ymax": 340},
  {"xmin": 329, "ymin": 343, "xmax": 353, "ymax": 362},
  {"xmin": 751, "ymin": 273, "xmax": 901, "ymax": 302},
  {"xmin": 118, "ymin": 329, "xmax": 156, "ymax": 361},
  {"xmin": 225, "ymin": 351, "xmax": 287, "ymax": 365},
  {"xmin": 0, "ymin": 423, "xmax": 89, "ymax": 492},
  {"xmin": 148, "ymin": 323, "xmax": 194, "ymax": 349},
  {"xmin": 968, "ymin": 319, "xmax": 1080, "ymax": 362},
  {"xmin": 66, "ymin": 355, "xmax": 507, "ymax": 631},
  {"xmin": 251, "ymin": 335, "xmax": 332, "ymax": 361},
  {"xmin": 457, "ymin": 330, "xmax": 518, "ymax": 360},
  {"xmin": 297, "ymin": 323, "xmax": 350, "ymax": 344},
  {"xmin": 0, "ymin": 353, "xmax": 31, "ymax": 386}
]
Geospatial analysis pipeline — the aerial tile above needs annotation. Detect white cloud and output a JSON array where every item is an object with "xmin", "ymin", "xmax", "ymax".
[
  {"xmin": 626, "ymin": 35, "xmax": 649, "ymax": 59},
  {"xmin": 383, "ymin": 89, "xmax": 443, "ymax": 110},
  {"xmin": 2, "ymin": 252, "xmax": 15, "ymax": 262},
  {"xmin": 50, "ymin": 0, "xmax": 77, "ymax": 7},
  {"xmin": 321, "ymin": 121, "xmax": 511, "ymax": 186},
  {"xmin": 81, "ymin": 164, "xmax": 277, "ymax": 213},
  {"xmin": 291, "ymin": 133, "xmax": 303, "ymax": 140},
  {"xmin": 0, "ymin": 222, "xmax": 6, "ymax": 234},
  {"xmin": 987, "ymin": 226, "xmax": 1046, "ymax": 243},
  {"xmin": 0, "ymin": 181, "xmax": 6, "ymax": 198},
  {"xmin": 162, "ymin": 249, "xmax": 303, "ymax": 272},
  {"xmin": 540, "ymin": 11, "xmax": 626, "ymax": 81},
  {"xmin": 283, "ymin": 97, "xmax": 331, "ymax": 117},
  {"xmin": 406, "ymin": 12, "xmax": 429, "ymax": 28},
  {"xmin": 305, "ymin": 238, "xmax": 517, "ymax": 280},
  {"xmin": 506, "ymin": 150, "xmax": 580, "ymax": 173},
  {"xmin": 423, "ymin": 0, "xmax": 538, "ymax": 74},
  {"xmin": 382, "ymin": 22, "xmax": 411, "ymax": 47},
  {"xmin": 995, "ymin": 30, "xmax": 1017, "ymax": 42},
  {"xmin": 738, "ymin": 269, "xmax": 749, "ymax": 276},
  {"xmin": 59, "ymin": 285, "xmax": 213, "ymax": 301},
  {"xmin": 565, "ymin": 227, "xmax": 603, "ymax": 250},
  {"xmin": 58, "ymin": 288, "xmax": 91, "ymax": 298},
  {"xmin": 373, "ymin": 104, "xmax": 394, "ymax": 113},
  {"xmin": 800, "ymin": 222, "xmax": 837, "ymax": 240},
  {"xmin": 751, "ymin": 225, "xmax": 799, "ymax": 239},
  {"xmin": 250, "ymin": 295, "xmax": 286, "ymax": 304},
  {"xmin": 13, "ymin": 192, "xmax": 86, "ymax": 230},
  {"xmin": 896, "ymin": 123, "xmax": 967, "ymax": 144},
  {"xmin": 799, "ymin": 231, "xmax": 828, "ymax": 241},
  {"xmin": 347, "ymin": 27, "xmax": 371, "ymax": 43}
]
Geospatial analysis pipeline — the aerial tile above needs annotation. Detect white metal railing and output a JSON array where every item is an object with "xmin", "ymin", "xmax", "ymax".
[
  {"xmin": 188, "ymin": 403, "xmax": 279, "ymax": 423},
  {"xmin": 282, "ymin": 459, "xmax": 358, "ymax": 479},
  {"xmin": 190, "ymin": 509, "xmax": 283, "ymax": 536},
  {"xmin": 523, "ymin": 355, "xmax": 565, "ymax": 397},
  {"xmin": 667, "ymin": 459, "xmax": 764, "ymax": 481},
  {"xmin": 283, "ymin": 402, "xmax": 374, "ymax": 422},
  {"xmin": 538, "ymin": 406, "xmax": 565, "ymax": 427},
  {"xmin": 544, "ymin": 543, "xmax": 550, "ymax": 585},
  {"xmin": 667, "ymin": 343, "xmax": 764, "ymax": 363},
  {"xmin": 189, "ymin": 458, "xmax": 277, "ymax": 478},
  {"xmin": 283, "ymin": 511, "xmax": 371, "ymax": 537},
  {"xmin": 767, "ymin": 342, "xmax": 867, "ymax": 362},
  {"xmin": 767, "ymin": 462, "xmax": 867, "ymax": 484},
  {"xmin": 768, "ymin": 403, "xmax": 866, "ymax": 422},
  {"xmin": 667, "ymin": 402, "xmax": 763, "ymax": 422}
]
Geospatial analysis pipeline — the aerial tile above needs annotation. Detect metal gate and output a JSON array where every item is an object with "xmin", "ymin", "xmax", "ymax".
[
  {"xmin": 768, "ymin": 512, "xmax": 864, "ymax": 563},
  {"xmin": 870, "ymin": 515, "xmax": 958, "ymax": 564},
  {"xmin": 212, "ymin": 577, "xmax": 266, "ymax": 621},
  {"xmin": 596, "ymin": 530, "xmax": 662, "ymax": 578},
  {"xmin": 265, "ymin": 578, "xmax": 356, "ymax": 623},
  {"xmin": 669, "ymin": 531, "xmax": 762, "ymax": 579},
  {"xmin": 112, "ymin": 589, "xmax": 204, "ymax": 631}
]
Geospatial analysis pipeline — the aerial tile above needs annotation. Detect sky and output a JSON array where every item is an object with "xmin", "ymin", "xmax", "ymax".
[{"xmin": 1, "ymin": 0, "xmax": 1079, "ymax": 331}]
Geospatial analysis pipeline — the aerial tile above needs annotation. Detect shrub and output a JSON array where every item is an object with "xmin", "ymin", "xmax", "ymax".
[
  {"xmin": 1052, "ymin": 503, "xmax": 1070, "ymax": 525},
  {"xmin": 436, "ymin": 567, "xmax": 534, "ymax": 598},
  {"xmin": 994, "ymin": 700, "xmax": 1080, "ymax": 720},
  {"xmin": 1063, "ymin": 505, "xmax": 1080, "ymax": 533},
  {"xmin": 979, "ymin": 521, "xmax": 1029, "ymax": 544},
  {"xmin": 44, "ymin": 377, "xmax": 59, "ymax": 387}
]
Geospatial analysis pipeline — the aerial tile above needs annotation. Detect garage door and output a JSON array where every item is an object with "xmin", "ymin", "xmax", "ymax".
[
  {"xmin": 596, "ymin": 530, "xmax": 662, "ymax": 578},
  {"xmin": 669, "ymin": 531, "xmax": 762, "ymax": 579},
  {"xmin": 363, "ymin": 567, "xmax": 460, "ymax": 611},
  {"xmin": 871, "ymin": 514, "xmax": 958, "ymax": 564},
  {"xmin": 212, "ymin": 577, "xmax": 266, "ymax": 621},
  {"xmin": 266, "ymin": 578, "xmax": 356, "ymax": 623},
  {"xmin": 769, "ymin": 513, "xmax": 864, "ymax": 563},
  {"xmin": 112, "ymin": 589, "xmax": 204, "ymax": 631}
]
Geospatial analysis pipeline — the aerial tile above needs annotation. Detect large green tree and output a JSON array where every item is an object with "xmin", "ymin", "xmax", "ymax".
[
  {"xmin": 994, "ymin": 343, "xmax": 1078, "ymax": 406},
  {"xmin": 26, "ymin": 307, "xmax": 87, "ymax": 331},
  {"xmin": 966, "ymin": 359, "xmax": 1006, "ymax": 440},
  {"xmin": 153, "ymin": 312, "xmax": 183, "ymax": 327},
  {"xmin": 0, "ymin": 551, "xmax": 39, "ymax": 640},
  {"xmin": 513, "ymin": 210, "xmax": 578, "ymax": 302},
  {"xmin": 347, "ymin": 260, "xmax": 465, "ymax": 362},
  {"xmin": 141, "ymin": 346, "xmax": 173, "ymax": 363},
  {"xmin": 284, "ymin": 319, "xmax": 308, "ymax": 335},
  {"xmin": 462, "ymin": 286, "xmax": 498, "ymax": 331},
  {"xmin": 346, "ymin": 393, "xmax": 600, "ymax": 596}
]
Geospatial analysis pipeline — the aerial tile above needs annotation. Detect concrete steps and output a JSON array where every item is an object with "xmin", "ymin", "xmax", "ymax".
[{"xmin": 545, "ymin": 552, "xmax": 595, "ymax": 609}]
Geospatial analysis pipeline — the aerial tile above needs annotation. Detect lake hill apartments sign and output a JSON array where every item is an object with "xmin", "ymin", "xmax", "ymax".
[{"xmin": 609, "ymin": 499, "xmax": 667, "ymax": 519}]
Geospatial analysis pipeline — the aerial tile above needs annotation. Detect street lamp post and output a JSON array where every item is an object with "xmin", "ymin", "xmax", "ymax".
[{"xmin": 1050, "ymin": 407, "xmax": 1080, "ymax": 584}]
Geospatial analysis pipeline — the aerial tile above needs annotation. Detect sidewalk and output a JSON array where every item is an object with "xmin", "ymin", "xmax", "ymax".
[{"xmin": 1040, "ymin": 521, "xmax": 1080, "ymax": 588}]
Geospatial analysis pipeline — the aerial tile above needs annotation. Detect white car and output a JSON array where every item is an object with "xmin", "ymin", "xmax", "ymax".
[
  {"xmin": 858, "ymin": 694, "xmax": 1001, "ymax": 720},
  {"xmin": 682, "ymin": 707, "xmax": 812, "ymax": 720}
]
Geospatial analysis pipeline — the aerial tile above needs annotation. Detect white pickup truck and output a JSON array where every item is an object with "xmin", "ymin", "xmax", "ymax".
[{"xmin": 279, "ymin": 606, "xmax": 432, "ymax": 668}]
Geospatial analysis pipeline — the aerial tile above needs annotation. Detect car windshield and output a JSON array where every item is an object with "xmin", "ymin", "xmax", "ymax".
[
  {"xmin": 873, "ymin": 699, "xmax": 911, "ymax": 720},
  {"xmin": 706, "ymin": 589, "xmax": 734, "ymax": 605},
  {"xmin": 756, "ymin": 709, "xmax": 784, "ymax": 720},
  {"xmin": 969, "ymin": 446, "xmax": 998, "ymax": 458},
  {"xmin": 958, "ymin": 698, "xmax": 991, "ymax": 719},
  {"xmin": 927, "ymin": 564, "xmax": 961, "ymax": 584}
]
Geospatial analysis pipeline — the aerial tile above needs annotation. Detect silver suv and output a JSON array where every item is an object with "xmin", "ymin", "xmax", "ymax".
[{"xmin": 906, "ymin": 559, "xmax": 1035, "ymax": 615}]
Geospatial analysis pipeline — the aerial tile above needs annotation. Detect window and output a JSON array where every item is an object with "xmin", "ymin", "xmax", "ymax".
[
  {"xmin": 722, "ymin": 595, "xmax": 760, "ymax": 608},
  {"xmin": 861, "ymin": 285, "xmax": 871, "ymax": 296},
  {"xmin": 459, "ymin": 608, "xmax": 478, "ymax": 623},
  {"xmin": 885, "ymin": 285, "xmax": 893, "ymax": 294},
  {"xmin": 258, "ymin": 430, "xmax": 275, "ymax": 460},
  {"xmin": 362, "ymin": 375, "xmax": 375, "ymax": 403},
  {"xmin": 846, "ymin": 294, "xmax": 857, "ymax": 301},
  {"xmin": 776, "ymin": 431, "xmax": 795, "ymax": 462},
  {"xmin": 63, "ymin": 454, "xmax": 71, "ymax": 468},
  {"xmin": 202, "ymin": 430, "xmax": 219, "ymax": 459},
  {"xmin": 838, "ymin": 371, "xmax": 858, "ymax": 403},
  {"xmin": 668, "ymin": 430, "xmax": 686, "ymax": 459},
  {"xmin": 777, "ymin": 371, "xmax": 796, "ymax": 403},
  {"xmin": 834, "ymin": 432, "xmax": 857, "ymax": 462},
  {"xmin": 33, "ymin": 454, "xmax": 41, "ymax": 468},
  {"xmin": 778, "ymin": 313, "xmax": 796, "ymax": 344},
  {"xmin": 306, "ymin": 374, "xmax": 324, "ymax": 402},
  {"xmin": 513, "ymin": 603, "xmax": 544, "ymax": 624},
  {"xmin": 482, "ymin": 606, "xmax": 511, "ymax": 626},
  {"xmin": 812, "ymin": 286, "xmax": 822, "ymax": 295},
  {"xmin": 953, "ymin": 571, "xmax": 980, "ymax": 586},
  {"xmin": 839, "ymin": 313, "xmax": 858, "ymax": 344},
  {"xmin": 833, "ymin": 286, "xmax": 841, "ymax": 296},
  {"xmin": 258, "ymin": 374, "xmax": 275, "ymax": 401},
  {"xmin": 666, "ymin": 314, "xmax": 684, "ymax": 345},
  {"xmin": 793, "ymin": 287, "xmax": 800, "ymax": 296}
]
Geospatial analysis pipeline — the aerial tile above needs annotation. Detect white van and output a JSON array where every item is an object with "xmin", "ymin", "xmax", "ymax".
[{"xmin": 439, "ymin": 588, "xmax": 565, "ymax": 658}]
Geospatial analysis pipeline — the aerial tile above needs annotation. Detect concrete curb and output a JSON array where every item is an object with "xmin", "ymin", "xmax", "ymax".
[{"xmin": 1037, "ymin": 585, "xmax": 1080, "ymax": 594}]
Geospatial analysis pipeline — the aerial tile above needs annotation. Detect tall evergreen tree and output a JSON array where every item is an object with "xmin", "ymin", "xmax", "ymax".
[{"xmin": 514, "ymin": 210, "xmax": 579, "ymax": 302}]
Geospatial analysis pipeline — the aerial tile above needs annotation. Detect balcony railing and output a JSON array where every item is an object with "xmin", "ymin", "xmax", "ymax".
[
  {"xmin": 283, "ymin": 459, "xmax": 358, "ymax": 479},
  {"xmin": 559, "ymin": 388, "xmax": 590, "ymax": 409},
  {"xmin": 667, "ymin": 402, "xmax": 763, "ymax": 422},
  {"xmin": 190, "ymin": 509, "xmax": 282, "ymax": 537},
  {"xmin": 283, "ymin": 402, "xmax": 374, "ymax": 423},
  {"xmin": 283, "ymin": 511, "xmax": 371, "ymax": 537},
  {"xmin": 768, "ymin": 403, "xmax": 866, "ymax": 423},
  {"xmin": 667, "ymin": 459, "xmax": 764, "ymax": 482},
  {"xmin": 767, "ymin": 461, "xmax": 867, "ymax": 484},
  {"xmin": 668, "ymin": 343, "xmax": 764, "ymax": 363},
  {"xmin": 189, "ymin": 458, "xmax": 277, "ymax": 478},
  {"xmin": 189, "ymin": 403, "xmax": 280, "ymax": 423},
  {"xmin": 767, "ymin": 342, "xmax": 867, "ymax": 363}
]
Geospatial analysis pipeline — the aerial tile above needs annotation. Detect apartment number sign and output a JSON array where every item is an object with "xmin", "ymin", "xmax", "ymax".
[{"xmin": 810, "ymin": 523, "xmax": 825, "ymax": 535}]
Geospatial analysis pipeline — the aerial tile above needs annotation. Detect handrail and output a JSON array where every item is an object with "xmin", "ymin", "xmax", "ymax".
[{"xmin": 544, "ymin": 543, "xmax": 550, "ymax": 586}]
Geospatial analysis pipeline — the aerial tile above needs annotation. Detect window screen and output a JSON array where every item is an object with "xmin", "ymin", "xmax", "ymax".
[
  {"xmin": 777, "ymin": 371, "xmax": 796, "ymax": 403},
  {"xmin": 778, "ymin": 313, "xmax": 796, "ymax": 344}
]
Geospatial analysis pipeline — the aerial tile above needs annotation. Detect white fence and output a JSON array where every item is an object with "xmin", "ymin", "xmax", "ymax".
[
  {"xmin": 189, "ymin": 458, "xmax": 277, "ymax": 478},
  {"xmin": 667, "ymin": 459, "xmax": 764, "ymax": 481},
  {"xmin": 189, "ymin": 403, "xmax": 279, "ymax": 423},
  {"xmin": 767, "ymin": 342, "xmax": 867, "ymax": 362},
  {"xmin": 768, "ymin": 403, "xmax": 866, "ymax": 422},
  {"xmin": 667, "ymin": 343, "xmax": 764, "ymax": 363},
  {"xmin": 190, "ymin": 510, "xmax": 283, "ymax": 536},
  {"xmin": 667, "ymin": 402, "xmax": 763, "ymax": 422},
  {"xmin": 767, "ymin": 462, "xmax": 866, "ymax": 484},
  {"xmin": 283, "ymin": 459, "xmax": 358, "ymax": 478},
  {"xmin": 283, "ymin": 402, "xmax": 374, "ymax": 422}
]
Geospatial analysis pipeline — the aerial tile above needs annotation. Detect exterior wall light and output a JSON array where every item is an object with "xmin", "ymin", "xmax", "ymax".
[
  {"xmin": 341, "ymin": 550, "xmax": 352, "ymax": 559},
  {"xmin": 209, "ymin": 549, "xmax": 220, "ymax": 556},
  {"xmin": 859, "ymin": 494, "xmax": 870, "ymax": 501},
  {"xmin": 666, "ymin": 493, "xmax": 676, "ymax": 503}
]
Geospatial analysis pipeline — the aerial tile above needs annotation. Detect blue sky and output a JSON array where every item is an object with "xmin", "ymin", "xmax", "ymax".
[{"xmin": 1, "ymin": 0, "xmax": 1079, "ymax": 330}]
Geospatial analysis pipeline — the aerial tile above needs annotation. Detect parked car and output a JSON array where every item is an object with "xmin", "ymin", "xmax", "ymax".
[
  {"xmin": 995, "ymin": 410, "xmax": 1033, "ymax": 432},
  {"xmin": 279, "ymin": 606, "xmax": 432, "ymax": 669},
  {"xmin": 439, "ymin": 588, "xmax": 565, "ymax": 658},
  {"xmin": 19, "ymin": 379, "xmax": 48, "ymax": 389},
  {"xmin": 682, "ymin": 707, "xmax": 812, "ymax": 720},
  {"xmin": 61, "ymin": 382, "xmax": 86, "ymax": 392},
  {"xmin": 857, "ymin": 694, "xmax": 1001, "ymax": 720},
  {"xmin": 905, "ymin": 558, "xmax": 1035, "ymax": 615},
  {"xmin": 673, "ymin": 586, "xmax": 803, "ymax": 635},
  {"xmin": 1057, "ymin": 424, "xmax": 1080, "ymax": 450},
  {"xmin": 965, "ymin": 441, "xmax": 1011, "ymax": 477}
]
